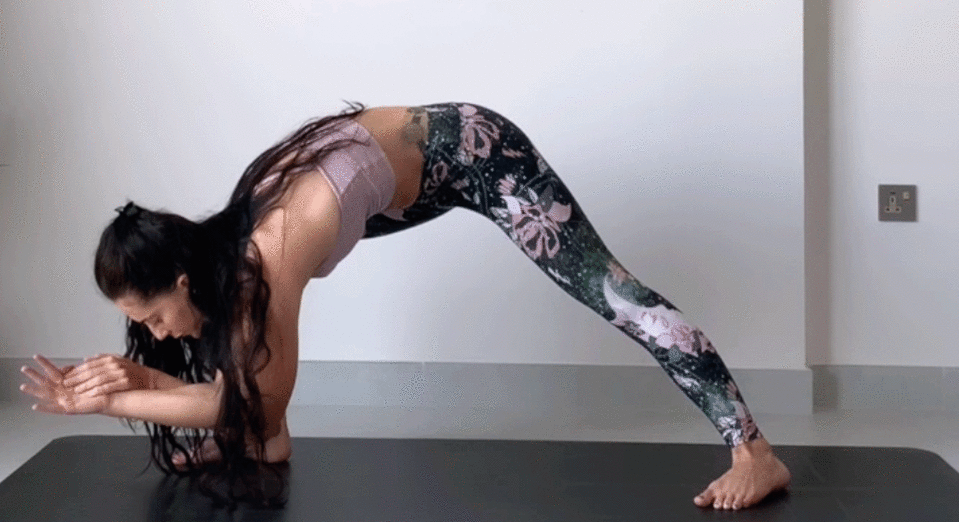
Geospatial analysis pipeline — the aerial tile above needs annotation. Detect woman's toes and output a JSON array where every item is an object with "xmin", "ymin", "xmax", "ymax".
[
  {"xmin": 729, "ymin": 492, "xmax": 742, "ymax": 509},
  {"xmin": 713, "ymin": 493, "xmax": 725, "ymax": 509},
  {"xmin": 172, "ymin": 450, "xmax": 192, "ymax": 468},
  {"xmin": 723, "ymin": 492, "xmax": 737, "ymax": 510},
  {"xmin": 694, "ymin": 489, "xmax": 714, "ymax": 507}
]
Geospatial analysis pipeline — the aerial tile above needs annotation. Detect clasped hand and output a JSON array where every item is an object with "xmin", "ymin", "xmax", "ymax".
[{"xmin": 19, "ymin": 354, "xmax": 151, "ymax": 415}]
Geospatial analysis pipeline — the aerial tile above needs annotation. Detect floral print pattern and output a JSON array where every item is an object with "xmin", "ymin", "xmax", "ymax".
[
  {"xmin": 604, "ymin": 279, "xmax": 717, "ymax": 357},
  {"xmin": 489, "ymin": 184, "xmax": 572, "ymax": 260},
  {"xmin": 361, "ymin": 103, "xmax": 762, "ymax": 448},
  {"xmin": 456, "ymin": 104, "xmax": 500, "ymax": 165},
  {"xmin": 423, "ymin": 161, "xmax": 449, "ymax": 196}
]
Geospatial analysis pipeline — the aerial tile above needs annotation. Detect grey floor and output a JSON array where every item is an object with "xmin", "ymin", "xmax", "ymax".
[{"xmin": 3, "ymin": 401, "xmax": 959, "ymax": 487}]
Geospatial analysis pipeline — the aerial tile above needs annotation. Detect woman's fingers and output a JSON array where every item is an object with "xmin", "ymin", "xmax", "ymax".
[
  {"xmin": 32, "ymin": 355, "xmax": 65, "ymax": 381},
  {"xmin": 20, "ymin": 366, "xmax": 49, "ymax": 387},
  {"xmin": 75, "ymin": 380, "xmax": 97, "ymax": 395},
  {"xmin": 72, "ymin": 372, "xmax": 106, "ymax": 394},
  {"xmin": 63, "ymin": 357, "xmax": 110, "ymax": 387},
  {"xmin": 33, "ymin": 354, "xmax": 93, "ymax": 384},
  {"xmin": 66, "ymin": 356, "xmax": 149, "ymax": 395},
  {"xmin": 19, "ymin": 381, "xmax": 50, "ymax": 402},
  {"xmin": 32, "ymin": 401, "xmax": 65, "ymax": 414},
  {"xmin": 78, "ymin": 379, "xmax": 123, "ymax": 397},
  {"xmin": 63, "ymin": 360, "xmax": 91, "ymax": 380},
  {"xmin": 62, "ymin": 371, "xmax": 83, "ymax": 386}
]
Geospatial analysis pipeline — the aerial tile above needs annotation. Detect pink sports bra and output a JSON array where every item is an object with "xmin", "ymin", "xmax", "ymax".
[{"xmin": 254, "ymin": 119, "xmax": 397, "ymax": 277}]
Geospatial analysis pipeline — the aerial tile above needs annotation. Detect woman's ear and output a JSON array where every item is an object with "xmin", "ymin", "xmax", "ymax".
[{"xmin": 176, "ymin": 273, "xmax": 189, "ymax": 290}]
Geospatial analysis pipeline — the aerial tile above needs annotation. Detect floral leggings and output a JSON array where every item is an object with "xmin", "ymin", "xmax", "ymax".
[{"xmin": 363, "ymin": 103, "xmax": 761, "ymax": 448}]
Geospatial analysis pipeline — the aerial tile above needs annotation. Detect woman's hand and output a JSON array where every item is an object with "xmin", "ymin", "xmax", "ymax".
[
  {"xmin": 61, "ymin": 353, "xmax": 153, "ymax": 396},
  {"xmin": 20, "ymin": 355, "xmax": 111, "ymax": 415}
]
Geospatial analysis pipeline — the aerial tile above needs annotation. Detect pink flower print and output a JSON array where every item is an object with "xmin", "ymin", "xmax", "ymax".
[
  {"xmin": 511, "ymin": 198, "xmax": 572, "ymax": 260},
  {"xmin": 491, "ymin": 185, "xmax": 570, "ymax": 256},
  {"xmin": 458, "ymin": 104, "xmax": 500, "ymax": 164},
  {"xmin": 733, "ymin": 400, "xmax": 760, "ymax": 444},
  {"xmin": 603, "ymin": 282, "xmax": 716, "ymax": 356},
  {"xmin": 497, "ymin": 175, "xmax": 517, "ymax": 196},
  {"xmin": 532, "ymin": 147, "xmax": 550, "ymax": 174},
  {"xmin": 607, "ymin": 260, "xmax": 629, "ymax": 284},
  {"xmin": 657, "ymin": 323, "xmax": 700, "ymax": 356},
  {"xmin": 423, "ymin": 161, "xmax": 449, "ymax": 196},
  {"xmin": 502, "ymin": 147, "xmax": 525, "ymax": 158},
  {"xmin": 717, "ymin": 381, "xmax": 761, "ymax": 445}
]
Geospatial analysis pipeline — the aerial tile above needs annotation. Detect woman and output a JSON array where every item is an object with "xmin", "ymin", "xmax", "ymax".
[{"xmin": 20, "ymin": 102, "xmax": 791, "ymax": 510}]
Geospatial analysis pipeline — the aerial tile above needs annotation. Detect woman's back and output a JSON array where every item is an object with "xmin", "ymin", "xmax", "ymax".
[{"xmin": 251, "ymin": 106, "xmax": 427, "ymax": 279}]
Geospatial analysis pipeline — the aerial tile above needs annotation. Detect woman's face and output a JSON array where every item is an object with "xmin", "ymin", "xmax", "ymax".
[{"xmin": 114, "ymin": 274, "xmax": 204, "ymax": 340}]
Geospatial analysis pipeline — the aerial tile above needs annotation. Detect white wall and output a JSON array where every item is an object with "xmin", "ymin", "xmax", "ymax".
[
  {"xmin": 806, "ymin": 1, "xmax": 959, "ymax": 366},
  {"xmin": 0, "ymin": 1, "xmax": 804, "ymax": 371}
]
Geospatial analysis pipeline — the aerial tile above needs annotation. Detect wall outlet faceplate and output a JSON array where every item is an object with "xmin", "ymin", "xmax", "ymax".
[{"xmin": 879, "ymin": 184, "xmax": 917, "ymax": 222}]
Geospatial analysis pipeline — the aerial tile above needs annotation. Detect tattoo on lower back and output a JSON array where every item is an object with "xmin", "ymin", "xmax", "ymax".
[{"xmin": 403, "ymin": 107, "xmax": 428, "ymax": 153}]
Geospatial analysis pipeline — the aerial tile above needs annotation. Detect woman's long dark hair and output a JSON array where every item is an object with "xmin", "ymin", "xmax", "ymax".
[{"xmin": 94, "ymin": 101, "xmax": 368, "ymax": 510}]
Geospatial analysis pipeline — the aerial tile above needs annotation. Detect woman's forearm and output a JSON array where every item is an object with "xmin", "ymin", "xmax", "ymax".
[
  {"xmin": 150, "ymin": 368, "xmax": 190, "ymax": 391},
  {"xmin": 101, "ymin": 383, "xmax": 222, "ymax": 429}
]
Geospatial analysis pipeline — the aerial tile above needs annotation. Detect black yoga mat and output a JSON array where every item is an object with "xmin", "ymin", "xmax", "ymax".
[{"xmin": 1, "ymin": 435, "xmax": 958, "ymax": 521}]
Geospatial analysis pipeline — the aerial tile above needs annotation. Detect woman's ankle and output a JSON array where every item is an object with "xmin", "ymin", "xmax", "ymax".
[{"xmin": 732, "ymin": 435, "xmax": 772, "ymax": 460}]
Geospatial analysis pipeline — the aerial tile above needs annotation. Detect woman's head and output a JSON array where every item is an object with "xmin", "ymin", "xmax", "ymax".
[
  {"xmin": 113, "ymin": 274, "xmax": 203, "ymax": 340},
  {"xmin": 95, "ymin": 202, "xmax": 206, "ymax": 340}
]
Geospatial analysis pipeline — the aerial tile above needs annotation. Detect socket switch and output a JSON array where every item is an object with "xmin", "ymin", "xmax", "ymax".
[{"xmin": 878, "ymin": 184, "xmax": 917, "ymax": 222}]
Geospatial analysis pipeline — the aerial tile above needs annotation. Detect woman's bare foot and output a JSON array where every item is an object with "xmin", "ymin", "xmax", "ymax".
[
  {"xmin": 171, "ymin": 417, "xmax": 292, "ymax": 470},
  {"xmin": 693, "ymin": 436, "xmax": 791, "ymax": 510},
  {"xmin": 172, "ymin": 437, "xmax": 222, "ymax": 470}
]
